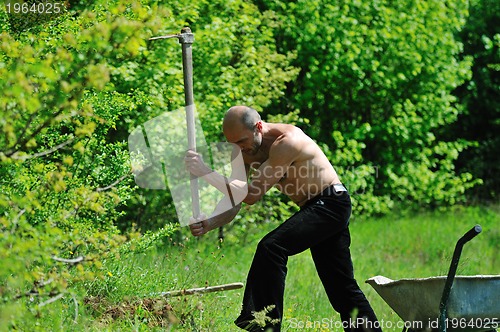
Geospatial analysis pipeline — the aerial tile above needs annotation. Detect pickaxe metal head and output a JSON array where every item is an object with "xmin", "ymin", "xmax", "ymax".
[{"xmin": 149, "ymin": 27, "xmax": 194, "ymax": 44}]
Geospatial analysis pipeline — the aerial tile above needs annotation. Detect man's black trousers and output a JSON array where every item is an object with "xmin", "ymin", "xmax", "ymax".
[{"xmin": 235, "ymin": 186, "xmax": 382, "ymax": 332}]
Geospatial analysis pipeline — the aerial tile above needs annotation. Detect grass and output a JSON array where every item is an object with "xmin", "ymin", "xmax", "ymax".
[{"xmin": 79, "ymin": 204, "xmax": 499, "ymax": 331}]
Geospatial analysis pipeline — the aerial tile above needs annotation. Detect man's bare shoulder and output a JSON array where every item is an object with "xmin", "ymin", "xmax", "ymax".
[{"xmin": 268, "ymin": 126, "xmax": 306, "ymax": 161}]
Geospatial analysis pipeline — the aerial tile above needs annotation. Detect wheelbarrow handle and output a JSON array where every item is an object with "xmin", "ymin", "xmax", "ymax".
[
  {"xmin": 459, "ymin": 224, "xmax": 482, "ymax": 244},
  {"xmin": 438, "ymin": 224, "xmax": 482, "ymax": 332}
]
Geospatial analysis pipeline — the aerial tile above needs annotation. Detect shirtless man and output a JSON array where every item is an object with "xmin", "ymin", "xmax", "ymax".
[{"xmin": 185, "ymin": 106, "xmax": 381, "ymax": 332}]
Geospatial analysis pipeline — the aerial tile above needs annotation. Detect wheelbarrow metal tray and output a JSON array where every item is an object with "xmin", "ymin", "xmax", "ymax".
[{"xmin": 366, "ymin": 275, "xmax": 500, "ymax": 332}]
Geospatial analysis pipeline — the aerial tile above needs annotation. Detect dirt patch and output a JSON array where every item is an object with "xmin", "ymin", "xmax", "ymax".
[{"xmin": 84, "ymin": 296, "xmax": 179, "ymax": 328}]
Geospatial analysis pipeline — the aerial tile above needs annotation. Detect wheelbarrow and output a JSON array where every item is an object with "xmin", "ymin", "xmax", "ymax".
[{"xmin": 366, "ymin": 225, "xmax": 499, "ymax": 332}]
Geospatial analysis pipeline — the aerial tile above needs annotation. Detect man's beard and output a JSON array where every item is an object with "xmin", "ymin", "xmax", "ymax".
[{"xmin": 245, "ymin": 136, "xmax": 262, "ymax": 155}]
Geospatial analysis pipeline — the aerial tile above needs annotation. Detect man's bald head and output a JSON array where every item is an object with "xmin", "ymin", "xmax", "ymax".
[{"xmin": 223, "ymin": 106, "xmax": 261, "ymax": 132}]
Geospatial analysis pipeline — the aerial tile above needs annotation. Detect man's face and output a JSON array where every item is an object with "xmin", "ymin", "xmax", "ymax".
[{"xmin": 224, "ymin": 122, "xmax": 262, "ymax": 155}]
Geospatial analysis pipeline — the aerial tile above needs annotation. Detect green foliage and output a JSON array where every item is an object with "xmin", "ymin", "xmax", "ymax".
[
  {"xmin": 0, "ymin": 0, "xmax": 174, "ymax": 328},
  {"xmin": 256, "ymin": 0, "xmax": 482, "ymax": 214},
  {"xmin": 0, "ymin": 0, "xmax": 297, "ymax": 328},
  {"xmin": 451, "ymin": 0, "xmax": 500, "ymax": 201},
  {"xmin": 3, "ymin": 0, "xmax": 68, "ymax": 33},
  {"xmin": 191, "ymin": 0, "xmax": 299, "ymax": 141},
  {"xmin": 118, "ymin": 224, "xmax": 179, "ymax": 255}
]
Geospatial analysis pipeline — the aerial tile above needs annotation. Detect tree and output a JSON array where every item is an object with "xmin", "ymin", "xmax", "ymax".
[
  {"xmin": 451, "ymin": 0, "xmax": 500, "ymax": 201},
  {"xmin": 254, "ymin": 0, "xmax": 480, "ymax": 214},
  {"xmin": 0, "ymin": 1, "xmax": 176, "ymax": 328},
  {"xmin": 0, "ymin": 0, "xmax": 298, "ymax": 327}
]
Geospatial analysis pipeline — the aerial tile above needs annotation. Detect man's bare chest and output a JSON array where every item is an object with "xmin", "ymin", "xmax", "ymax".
[{"xmin": 244, "ymin": 150, "xmax": 269, "ymax": 169}]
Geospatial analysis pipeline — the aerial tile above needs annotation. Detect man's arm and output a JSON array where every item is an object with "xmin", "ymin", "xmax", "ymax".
[
  {"xmin": 190, "ymin": 197, "xmax": 242, "ymax": 237},
  {"xmin": 185, "ymin": 147, "xmax": 248, "ymax": 206},
  {"xmin": 187, "ymin": 146, "xmax": 247, "ymax": 236},
  {"xmin": 243, "ymin": 134, "xmax": 300, "ymax": 205}
]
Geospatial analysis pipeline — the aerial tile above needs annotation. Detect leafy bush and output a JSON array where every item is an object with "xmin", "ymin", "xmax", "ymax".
[
  {"xmin": 0, "ymin": 0, "xmax": 173, "ymax": 328},
  {"xmin": 451, "ymin": 0, "xmax": 500, "ymax": 201},
  {"xmin": 256, "ymin": 0, "xmax": 482, "ymax": 214},
  {"xmin": 0, "ymin": 0, "xmax": 298, "ymax": 328}
]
